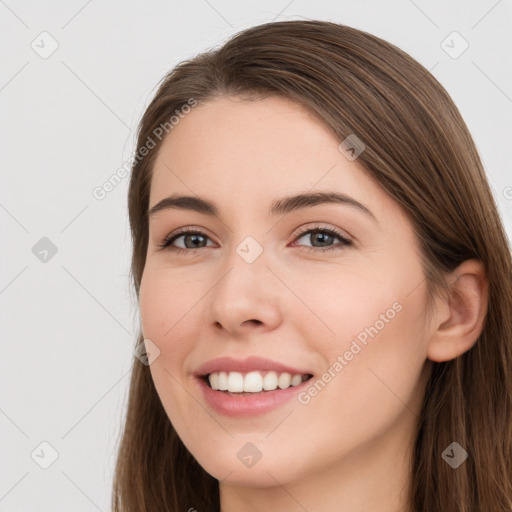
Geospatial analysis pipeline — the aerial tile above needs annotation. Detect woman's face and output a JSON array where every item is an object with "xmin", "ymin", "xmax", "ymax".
[{"xmin": 139, "ymin": 95, "xmax": 433, "ymax": 488}]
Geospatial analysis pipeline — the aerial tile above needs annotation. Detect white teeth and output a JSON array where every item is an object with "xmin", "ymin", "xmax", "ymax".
[
  {"xmin": 207, "ymin": 370, "xmax": 309, "ymax": 393},
  {"xmin": 227, "ymin": 372, "xmax": 244, "ymax": 392},
  {"xmin": 291, "ymin": 374, "xmax": 302, "ymax": 386},
  {"xmin": 244, "ymin": 371, "xmax": 263, "ymax": 392},
  {"xmin": 209, "ymin": 372, "xmax": 219, "ymax": 390},
  {"xmin": 218, "ymin": 371, "xmax": 228, "ymax": 390},
  {"xmin": 278, "ymin": 372, "xmax": 291, "ymax": 389},
  {"xmin": 263, "ymin": 371, "xmax": 278, "ymax": 390}
]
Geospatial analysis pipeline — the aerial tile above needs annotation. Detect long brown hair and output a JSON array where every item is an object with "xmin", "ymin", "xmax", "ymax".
[{"xmin": 112, "ymin": 20, "xmax": 512, "ymax": 511}]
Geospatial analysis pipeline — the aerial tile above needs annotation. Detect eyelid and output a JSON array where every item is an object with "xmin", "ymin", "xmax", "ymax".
[
  {"xmin": 293, "ymin": 222, "xmax": 351, "ymax": 241},
  {"xmin": 158, "ymin": 225, "xmax": 218, "ymax": 250},
  {"xmin": 290, "ymin": 224, "xmax": 353, "ymax": 253},
  {"xmin": 158, "ymin": 223, "xmax": 353, "ymax": 252}
]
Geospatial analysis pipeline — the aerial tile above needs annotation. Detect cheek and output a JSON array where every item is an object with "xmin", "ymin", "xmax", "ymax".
[
  {"xmin": 139, "ymin": 266, "xmax": 203, "ymax": 339},
  {"xmin": 139, "ymin": 270, "xmax": 203, "ymax": 429},
  {"xmin": 319, "ymin": 285, "xmax": 428, "ymax": 435},
  {"xmin": 297, "ymin": 265, "xmax": 428, "ymax": 407},
  {"xmin": 290, "ymin": 258, "xmax": 426, "ymax": 354},
  {"xmin": 292, "ymin": 302, "xmax": 427, "ymax": 473},
  {"xmin": 284, "ymin": 264, "xmax": 399, "ymax": 343},
  {"xmin": 139, "ymin": 269, "xmax": 199, "ymax": 385}
]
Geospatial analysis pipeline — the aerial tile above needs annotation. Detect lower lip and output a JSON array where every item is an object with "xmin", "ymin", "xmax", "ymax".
[{"xmin": 195, "ymin": 376, "xmax": 312, "ymax": 417}]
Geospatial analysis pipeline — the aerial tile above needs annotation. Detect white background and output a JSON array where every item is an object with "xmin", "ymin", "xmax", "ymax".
[{"xmin": 1, "ymin": 1, "xmax": 511, "ymax": 510}]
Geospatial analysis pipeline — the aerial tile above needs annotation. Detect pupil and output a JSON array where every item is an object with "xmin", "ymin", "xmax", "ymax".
[
  {"xmin": 313, "ymin": 232, "xmax": 332, "ymax": 247},
  {"xmin": 186, "ymin": 234, "xmax": 204, "ymax": 248}
]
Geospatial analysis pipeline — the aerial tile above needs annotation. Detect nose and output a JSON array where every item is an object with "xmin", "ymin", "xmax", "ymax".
[{"xmin": 206, "ymin": 249, "xmax": 282, "ymax": 337}]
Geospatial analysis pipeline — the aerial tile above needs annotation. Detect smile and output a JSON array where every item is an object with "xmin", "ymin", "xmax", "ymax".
[
  {"xmin": 193, "ymin": 355, "xmax": 315, "ymax": 416},
  {"xmin": 206, "ymin": 370, "xmax": 312, "ymax": 393}
]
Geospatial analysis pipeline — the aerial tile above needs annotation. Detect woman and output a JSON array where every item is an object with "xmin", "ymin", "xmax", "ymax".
[{"xmin": 112, "ymin": 20, "xmax": 512, "ymax": 511}]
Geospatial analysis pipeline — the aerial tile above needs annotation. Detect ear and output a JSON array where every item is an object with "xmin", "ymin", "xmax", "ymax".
[{"xmin": 427, "ymin": 259, "xmax": 489, "ymax": 362}]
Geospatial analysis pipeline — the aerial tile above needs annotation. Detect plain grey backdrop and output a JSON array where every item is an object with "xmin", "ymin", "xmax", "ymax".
[{"xmin": 1, "ymin": 0, "xmax": 511, "ymax": 510}]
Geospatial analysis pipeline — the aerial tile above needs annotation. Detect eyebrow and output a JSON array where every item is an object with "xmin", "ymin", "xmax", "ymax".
[{"xmin": 147, "ymin": 191, "xmax": 378, "ymax": 224}]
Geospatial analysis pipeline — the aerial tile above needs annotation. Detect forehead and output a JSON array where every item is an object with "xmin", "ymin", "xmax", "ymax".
[{"xmin": 149, "ymin": 95, "xmax": 394, "ymax": 220}]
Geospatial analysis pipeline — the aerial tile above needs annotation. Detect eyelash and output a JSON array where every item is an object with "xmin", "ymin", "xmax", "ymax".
[{"xmin": 158, "ymin": 224, "xmax": 352, "ymax": 255}]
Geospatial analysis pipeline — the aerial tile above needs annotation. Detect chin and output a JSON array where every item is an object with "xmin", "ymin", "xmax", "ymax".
[{"xmin": 189, "ymin": 442, "xmax": 305, "ymax": 488}]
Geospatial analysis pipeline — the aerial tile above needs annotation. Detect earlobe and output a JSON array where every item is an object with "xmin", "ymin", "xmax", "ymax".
[{"xmin": 426, "ymin": 259, "xmax": 488, "ymax": 363}]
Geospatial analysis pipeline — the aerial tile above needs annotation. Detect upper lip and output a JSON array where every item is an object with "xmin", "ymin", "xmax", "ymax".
[{"xmin": 194, "ymin": 356, "xmax": 314, "ymax": 377}]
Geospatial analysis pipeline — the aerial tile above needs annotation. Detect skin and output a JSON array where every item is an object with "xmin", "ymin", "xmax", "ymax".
[{"xmin": 139, "ymin": 95, "xmax": 488, "ymax": 512}]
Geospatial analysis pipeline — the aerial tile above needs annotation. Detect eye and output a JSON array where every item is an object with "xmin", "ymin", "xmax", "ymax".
[
  {"xmin": 159, "ymin": 227, "xmax": 216, "ymax": 254},
  {"xmin": 158, "ymin": 224, "xmax": 352, "ymax": 254},
  {"xmin": 291, "ymin": 224, "xmax": 352, "ymax": 252}
]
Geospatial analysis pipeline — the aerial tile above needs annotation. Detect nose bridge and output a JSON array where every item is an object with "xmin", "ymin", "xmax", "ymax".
[
  {"xmin": 220, "ymin": 212, "xmax": 270, "ymax": 274},
  {"xmin": 206, "ymin": 234, "xmax": 281, "ymax": 333},
  {"xmin": 216, "ymin": 235, "xmax": 269, "ymax": 300}
]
